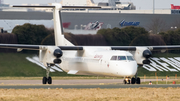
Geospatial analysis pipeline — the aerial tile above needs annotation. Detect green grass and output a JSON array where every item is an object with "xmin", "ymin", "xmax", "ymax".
[
  {"xmin": 138, "ymin": 52, "xmax": 180, "ymax": 76},
  {"xmin": 0, "ymin": 52, "xmax": 70, "ymax": 77}
]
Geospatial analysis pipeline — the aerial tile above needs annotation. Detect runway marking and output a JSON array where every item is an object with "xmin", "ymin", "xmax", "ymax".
[{"xmin": 143, "ymin": 57, "xmax": 180, "ymax": 71}]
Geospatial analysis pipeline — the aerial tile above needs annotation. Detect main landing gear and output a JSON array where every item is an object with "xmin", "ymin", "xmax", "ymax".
[
  {"xmin": 131, "ymin": 77, "xmax": 140, "ymax": 84},
  {"xmin": 42, "ymin": 64, "xmax": 52, "ymax": 84},
  {"xmin": 123, "ymin": 77, "xmax": 141, "ymax": 84}
]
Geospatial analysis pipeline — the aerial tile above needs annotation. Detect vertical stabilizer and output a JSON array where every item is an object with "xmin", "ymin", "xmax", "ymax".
[
  {"xmin": 87, "ymin": 0, "xmax": 97, "ymax": 6},
  {"xmin": 51, "ymin": 3, "xmax": 64, "ymax": 46}
]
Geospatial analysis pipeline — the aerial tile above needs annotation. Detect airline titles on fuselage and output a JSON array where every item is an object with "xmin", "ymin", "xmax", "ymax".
[{"xmin": 94, "ymin": 55, "xmax": 103, "ymax": 59}]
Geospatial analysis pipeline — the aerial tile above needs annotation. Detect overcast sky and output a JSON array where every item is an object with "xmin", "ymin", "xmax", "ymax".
[{"xmin": 3, "ymin": 0, "xmax": 180, "ymax": 10}]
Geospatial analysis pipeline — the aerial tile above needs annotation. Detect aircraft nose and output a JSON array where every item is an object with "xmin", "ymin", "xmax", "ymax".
[
  {"xmin": 122, "ymin": 62, "xmax": 137, "ymax": 76},
  {"xmin": 126, "ymin": 68, "xmax": 137, "ymax": 76}
]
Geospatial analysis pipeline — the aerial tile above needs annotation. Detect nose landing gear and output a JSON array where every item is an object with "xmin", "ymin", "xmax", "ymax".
[
  {"xmin": 123, "ymin": 77, "xmax": 131, "ymax": 84},
  {"xmin": 123, "ymin": 77, "xmax": 141, "ymax": 84},
  {"xmin": 42, "ymin": 63, "xmax": 53, "ymax": 84}
]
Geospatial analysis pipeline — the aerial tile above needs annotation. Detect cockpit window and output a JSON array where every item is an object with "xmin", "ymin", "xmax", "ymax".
[
  {"xmin": 118, "ymin": 56, "xmax": 126, "ymax": 60},
  {"xmin": 111, "ymin": 56, "xmax": 117, "ymax": 60},
  {"xmin": 111, "ymin": 56, "xmax": 132, "ymax": 61},
  {"xmin": 127, "ymin": 56, "xmax": 134, "ymax": 61}
]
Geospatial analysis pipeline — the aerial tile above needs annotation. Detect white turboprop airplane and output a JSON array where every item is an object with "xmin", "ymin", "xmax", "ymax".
[{"xmin": 0, "ymin": 3, "xmax": 180, "ymax": 84}]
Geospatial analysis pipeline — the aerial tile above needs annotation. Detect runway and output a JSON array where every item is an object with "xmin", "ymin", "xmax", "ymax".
[
  {"xmin": 0, "ymin": 79, "xmax": 179, "ymax": 89},
  {"xmin": 0, "ymin": 84, "xmax": 179, "ymax": 89},
  {"xmin": 0, "ymin": 79, "xmax": 123, "ymax": 85}
]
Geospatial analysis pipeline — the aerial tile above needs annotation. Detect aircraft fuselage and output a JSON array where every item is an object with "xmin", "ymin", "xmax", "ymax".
[{"xmin": 60, "ymin": 47, "xmax": 137, "ymax": 77}]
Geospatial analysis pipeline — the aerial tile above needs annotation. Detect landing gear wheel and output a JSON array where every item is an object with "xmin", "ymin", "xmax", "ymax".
[
  {"xmin": 131, "ymin": 77, "xmax": 136, "ymax": 84},
  {"xmin": 123, "ymin": 80, "xmax": 127, "ymax": 84},
  {"xmin": 136, "ymin": 77, "xmax": 141, "ymax": 84},
  {"xmin": 43, "ymin": 77, "xmax": 47, "ymax": 84},
  {"xmin": 48, "ymin": 77, "xmax": 52, "ymax": 84},
  {"xmin": 127, "ymin": 80, "xmax": 131, "ymax": 84},
  {"xmin": 42, "ymin": 64, "xmax": 53, "ymax": 85}
]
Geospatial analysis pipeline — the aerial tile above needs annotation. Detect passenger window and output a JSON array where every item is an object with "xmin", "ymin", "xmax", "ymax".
[
  {"xmin": 127, "ymin": 56, "xmax": 134, "ymax": 61},
  {"xmin": 118, "ymin": 56, "xmax": 126, "ymax": 60},
  {"xmin": 111, "ymin": 56, "xmax": 117, "ymax": 60}
]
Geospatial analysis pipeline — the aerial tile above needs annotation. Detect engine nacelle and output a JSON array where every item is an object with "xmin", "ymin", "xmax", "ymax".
[
  {"xmin": 143, "ymin": 49, "xmax": 152, "ymax": 58},
  {"xmin": 53, "ymin": 59, "xmax": 62, "ymax": 64},
  {"xmin": 134, "ymin": 47, "xmax": 152, "ymax": 65},
  {"xmin": 143, "ymin": 60, "xmax": 151, "ymax": 64},
  {"xmin": 39, "ymin": 46, "xmax": 63, "ymax": 66},
  {"xmin": 54, "ymin": 49, "xmax": 63, "ymax": 58}
]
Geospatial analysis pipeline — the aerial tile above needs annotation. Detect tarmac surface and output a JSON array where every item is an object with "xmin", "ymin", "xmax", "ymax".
[
  {"xmin": 0, "ymin": 79, "xmax": 179, "ymax": 89},
  {"xmin": 0, "ymin": 84, "xmax": 179, "ymax": 89},
  {"xmin": 0, "ymin": 79, "xmax": 123, "ymax": 85}
]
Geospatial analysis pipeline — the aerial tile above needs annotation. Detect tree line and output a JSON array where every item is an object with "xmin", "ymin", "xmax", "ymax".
[
  {"xmin": 0, "ymin": 23, "xmax": 180, "ymax": 52},
  {"xmin": 0, "ymin": 33, "xmax": 17, "ymax": 52}
]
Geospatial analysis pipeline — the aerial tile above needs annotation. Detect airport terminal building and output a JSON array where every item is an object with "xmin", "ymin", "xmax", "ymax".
[{"xmin": 0, "ymin": 0, "xmax": 180, "ymax": 34}]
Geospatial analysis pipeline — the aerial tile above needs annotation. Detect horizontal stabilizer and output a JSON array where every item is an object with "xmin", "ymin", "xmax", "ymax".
[{"xmin": 68, "ymin": 70, "xmax": 78, "ymax": 74}]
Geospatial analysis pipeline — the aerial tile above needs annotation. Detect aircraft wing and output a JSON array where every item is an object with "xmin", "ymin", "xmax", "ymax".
[
  {"xmin": 0, "ymin": 44, "xmax": 41, "ymax": 50},
  {"xmin": 111, "ymin": 45, "xmax": 180, "ymax": 51},
  {"xmin": 1, "ymin": 44, "xmax": 180, "ymax": 51},
  {"xmin": 0, "ymin": 44, "xmax": 83, "ymax": 51}
]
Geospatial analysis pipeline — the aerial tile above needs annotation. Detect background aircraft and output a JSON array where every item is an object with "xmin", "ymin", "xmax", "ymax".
[{"xmin": 171, "ymin": 4, "xmax": 180, "ymax": 9}]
